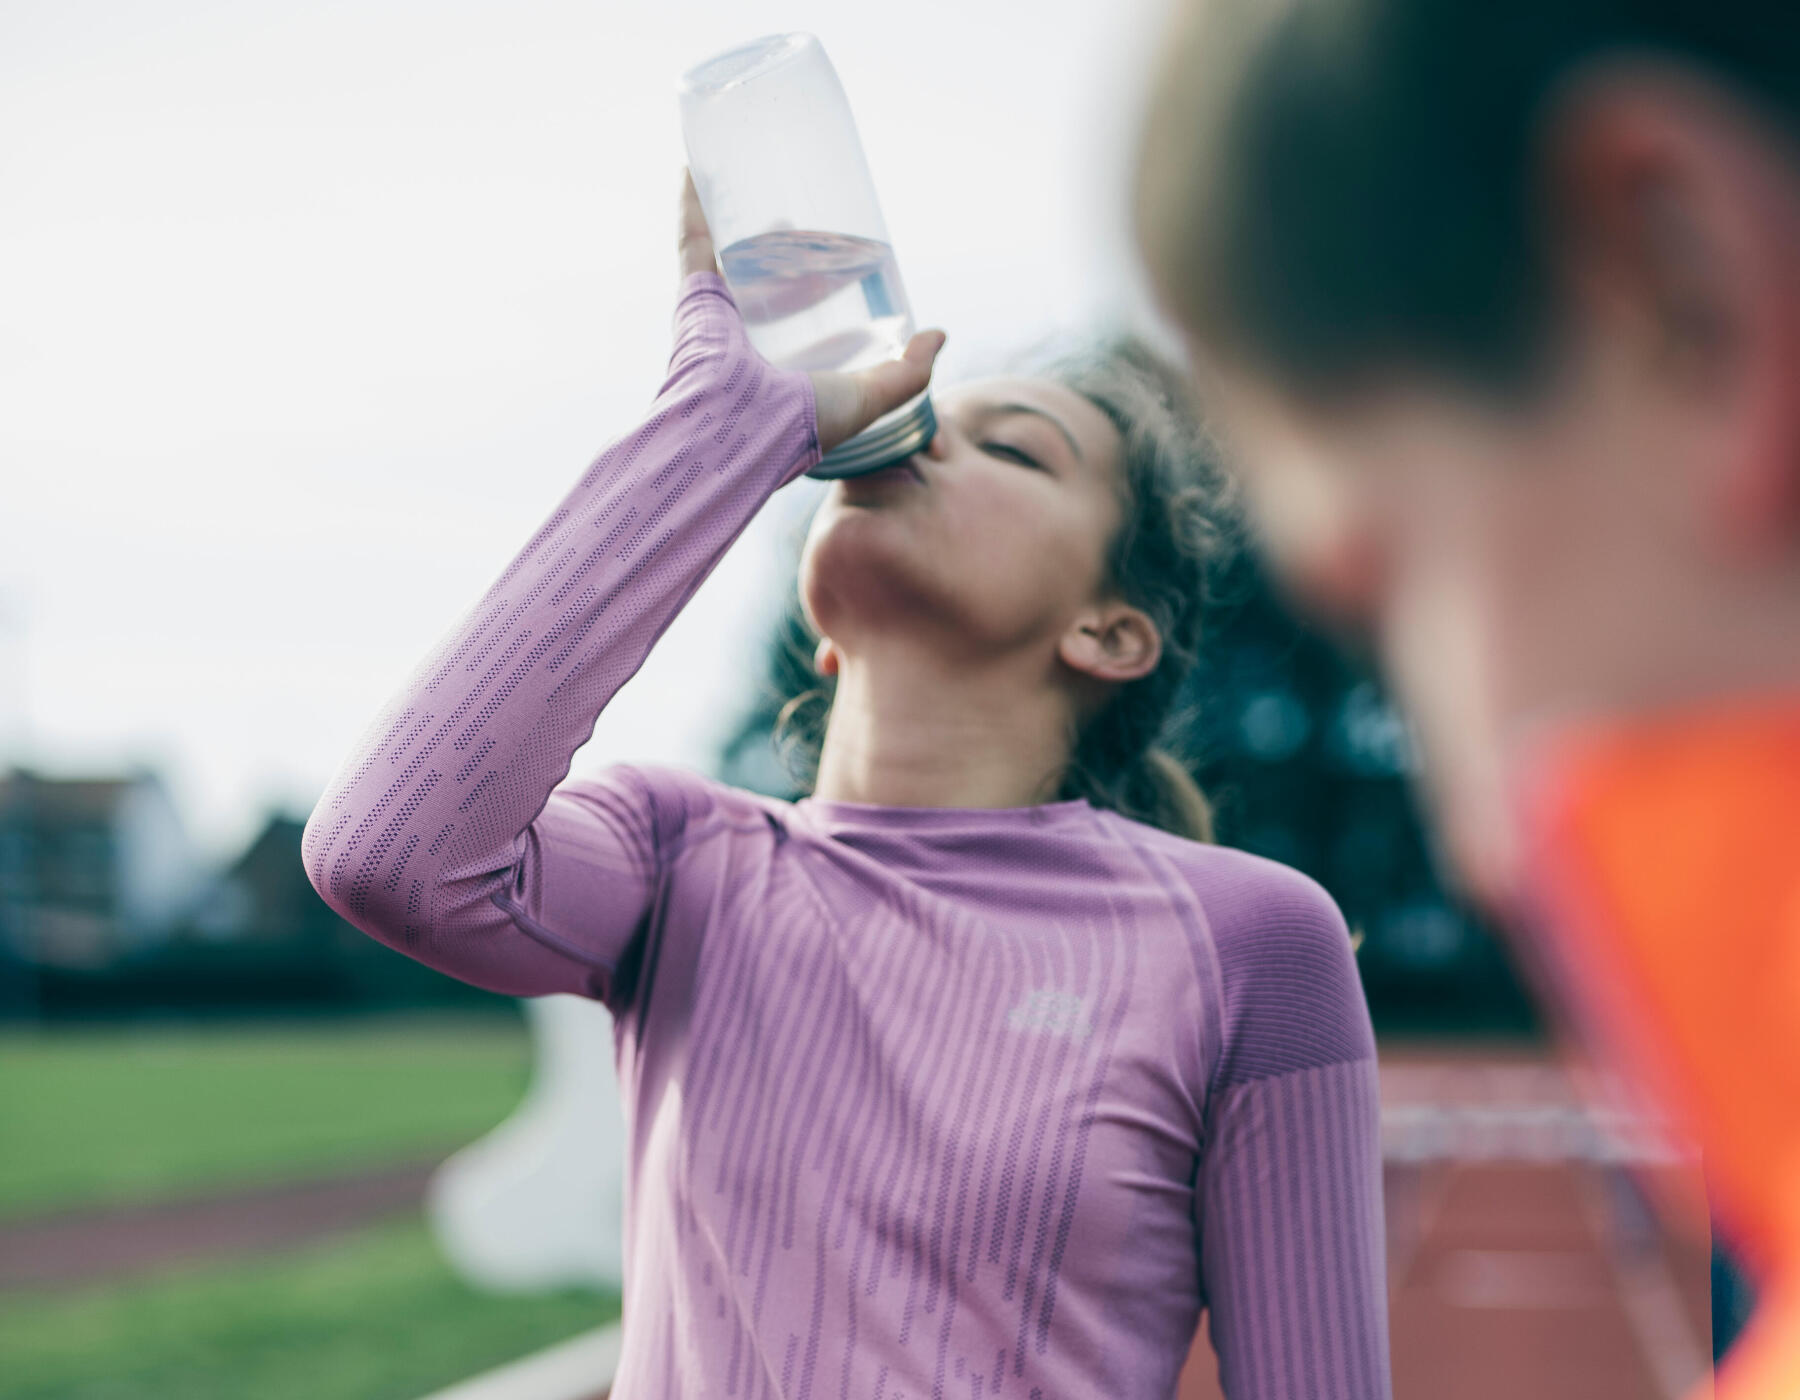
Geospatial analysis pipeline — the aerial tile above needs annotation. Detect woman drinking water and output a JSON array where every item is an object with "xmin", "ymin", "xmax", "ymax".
[{"xmin": 303, "ymin": 174, "xmax": 1390, "ymax": 1400}]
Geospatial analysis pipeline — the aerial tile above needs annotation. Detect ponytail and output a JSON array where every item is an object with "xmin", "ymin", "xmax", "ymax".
[
  {"xmin": 1132, "ymin": 748, "xmax": 1216, "ymax": 844},
  {"xmin": 1061, "ymin": 743, "xmax": 1214, "ymax": 843}
]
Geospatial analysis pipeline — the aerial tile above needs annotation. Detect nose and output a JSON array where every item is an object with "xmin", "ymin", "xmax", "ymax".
[
  {"xmin": 1286, "ymin": 526, "xmax": 1387, "ymax": 634},
  {"xmin": 1240, "ymin": 444, "xmax": 1386, "ymax": 633}
]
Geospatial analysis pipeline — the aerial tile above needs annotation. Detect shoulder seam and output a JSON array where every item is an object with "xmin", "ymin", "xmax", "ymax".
[{"xmin": 1213, "ymin": 1051, "xmax": 1379, "ymax": 1093}]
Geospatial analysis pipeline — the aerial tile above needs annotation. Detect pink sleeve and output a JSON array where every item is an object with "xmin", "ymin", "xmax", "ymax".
[
  {"xmin": 1194, "ymin": 865, "xmax": 1391, "ymax": 1398},
  {"xmin": 301, "ymin": 272, "xmax": 819, "ymax": 1000}
]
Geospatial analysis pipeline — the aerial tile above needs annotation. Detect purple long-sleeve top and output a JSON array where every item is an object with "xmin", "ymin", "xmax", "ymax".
[{"xmin": 302, "ymin": 271, "xmax": 1391, "ymax": 1400}]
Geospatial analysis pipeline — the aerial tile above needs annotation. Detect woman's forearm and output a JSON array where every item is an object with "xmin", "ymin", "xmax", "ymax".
[{"xmin": 300, "ymin": 272, "xmax": 818, "ymax": 993}]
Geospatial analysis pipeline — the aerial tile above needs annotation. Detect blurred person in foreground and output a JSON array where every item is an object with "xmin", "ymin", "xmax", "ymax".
[
  {"xmin": 303, "ymin": 172, "xmax": 1390, "ymax": 1398},
  {"xmin": 1134, "ymin": 1, "xmax": 1799, "ymax": 1394}
]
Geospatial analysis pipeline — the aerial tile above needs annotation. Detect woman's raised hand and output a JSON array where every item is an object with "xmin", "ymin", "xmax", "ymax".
[{"xmin": 678, "ymin": 169, "xmax": 945, "ymax": 456}]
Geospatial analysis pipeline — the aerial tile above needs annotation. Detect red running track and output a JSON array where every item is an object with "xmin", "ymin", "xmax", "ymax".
[{"xmin": 1178, "ymin": 1041, "xmax": 1716, "ymax": 1400}]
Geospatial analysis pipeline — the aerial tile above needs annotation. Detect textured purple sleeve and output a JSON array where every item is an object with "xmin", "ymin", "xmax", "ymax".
[
  {"xmin": 1195, "ymin": 860, "xmax": 1392, "ymax": 1399},
  {"xmin": 300, "ymin": 272, "xmax": 819, "ymax": 1000}
]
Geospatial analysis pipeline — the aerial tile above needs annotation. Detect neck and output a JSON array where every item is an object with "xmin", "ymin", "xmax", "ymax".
[{"xmin": 811, "ymin": 640, "xmax": 1075, "ymax": 809}]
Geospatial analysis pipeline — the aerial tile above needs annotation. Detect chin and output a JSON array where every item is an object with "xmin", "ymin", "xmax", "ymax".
[{"xmin": 800, "ymin": 506, "xmax": 945, "ymax": 638}]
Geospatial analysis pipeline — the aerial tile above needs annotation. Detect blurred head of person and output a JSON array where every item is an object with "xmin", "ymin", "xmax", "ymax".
[
  {"xmin": 1132, "ymin": 0, "xmax": 1800, "ymax": 898},
  {"xmin": 794, "ymin": 337, "xmax": 1225, "ymax": 841},
  {"xmin": 1132, "ymin": 2, "xmax": 1800, "ymax": 1352}
]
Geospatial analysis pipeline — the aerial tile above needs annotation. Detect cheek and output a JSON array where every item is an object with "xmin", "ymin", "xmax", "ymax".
[
  {"xmin": 938, "ymin": 478, "xmax": 1107, "ymax": 616},
  {"xmin": 1383, "ymin": 428, "xmax": 1601, "ymax": 720}
]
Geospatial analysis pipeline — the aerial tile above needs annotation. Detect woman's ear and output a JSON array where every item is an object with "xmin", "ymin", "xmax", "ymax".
[
  {"xmin": 813, "ymin": 636, "xmax": 840, "ymax": 677},
  {"xmin": 1058, "ymin": 603, "xmax": 1162, "ymax": 684}
]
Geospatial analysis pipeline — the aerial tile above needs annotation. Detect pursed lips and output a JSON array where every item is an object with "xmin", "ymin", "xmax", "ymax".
[{"xmin": 844, "ymin": 457, "xmax": 927, "ymax": 488}]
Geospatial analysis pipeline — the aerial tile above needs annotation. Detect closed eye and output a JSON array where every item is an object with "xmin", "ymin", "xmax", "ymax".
[{"xmin": 981, "ymin": 442, "xmax": 1044, "ymax": 470}]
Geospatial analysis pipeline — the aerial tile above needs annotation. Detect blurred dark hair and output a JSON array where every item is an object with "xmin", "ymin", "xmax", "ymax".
[
  {"xmin": 1134, "ymin": 0, "xmax": 1800, "ymax": 399},
  {"xmin": 773, "ymin": 335, "xmax": 1230, "ymax": 843}
]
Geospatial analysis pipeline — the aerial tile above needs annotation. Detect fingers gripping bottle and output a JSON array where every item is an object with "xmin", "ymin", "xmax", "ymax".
[{"xmin": 678, "ymin": 32, "xmax": 937, "ymax": 479}]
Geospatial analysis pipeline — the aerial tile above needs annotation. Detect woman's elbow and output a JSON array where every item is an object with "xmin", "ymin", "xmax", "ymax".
[{"xmin": 300, "ymin": 803, "xmax": 421, "ymax": 948}]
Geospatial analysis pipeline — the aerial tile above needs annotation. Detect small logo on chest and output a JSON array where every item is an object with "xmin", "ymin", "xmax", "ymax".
[{"xmin": 1006, "ymin": 989, "xmax": 1093, "ymax": 1041}]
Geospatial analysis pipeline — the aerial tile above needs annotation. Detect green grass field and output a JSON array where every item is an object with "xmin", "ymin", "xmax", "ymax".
[
  {"xmin": 0, "ymin": 1016, "xmax": 536, "ymax": 1220},
  {"xmin": 0, "ymin": 1215, "xmax": 618, "ymax": 1400},
  {"xmin": 0, "ymin": 1015, "xmax": 618, "ymax": 1400}
]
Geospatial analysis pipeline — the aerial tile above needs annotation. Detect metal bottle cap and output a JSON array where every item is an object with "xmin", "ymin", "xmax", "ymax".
[{"xmin": 807, "ymin": 394, "xmax": 937, "ymax": 480}]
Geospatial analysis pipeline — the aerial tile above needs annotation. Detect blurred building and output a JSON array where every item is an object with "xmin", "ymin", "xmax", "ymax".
[
  {"xmin": 0, "ymin": 772, "xmax": 500, "ymax": 1019},
  {"xmin": 191, "ymin": 813, "xmax": 335, "ymax": 947},
  {"xmin": 0, "ymin": 766, "xmax": 199, "ymax": 970},
  {"xmin": 174, "ymin": 811, "xmax": 497, "ymax": 1011}
]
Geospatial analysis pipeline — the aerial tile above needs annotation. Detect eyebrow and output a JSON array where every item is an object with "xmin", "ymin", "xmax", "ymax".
[{"xmin": 974, "ymin": 401, "xmax": 1085, "ymax": 464}]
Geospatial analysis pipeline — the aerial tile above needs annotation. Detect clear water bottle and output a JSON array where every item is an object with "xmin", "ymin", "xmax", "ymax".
[{"xmin": 677, "ymin": 33, "xmax": 936, "ymax": 479}]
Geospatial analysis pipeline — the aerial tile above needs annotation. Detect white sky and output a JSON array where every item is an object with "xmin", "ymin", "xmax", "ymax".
[{"xmin": 1, "ymin": 0, "xmax": 1177, "ymax": 864}]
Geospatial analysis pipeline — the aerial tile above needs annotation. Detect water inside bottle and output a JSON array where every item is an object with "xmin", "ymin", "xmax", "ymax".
[{"xmin": 718, "ymin": 230, "xmax": 914, "ymax": 374}]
